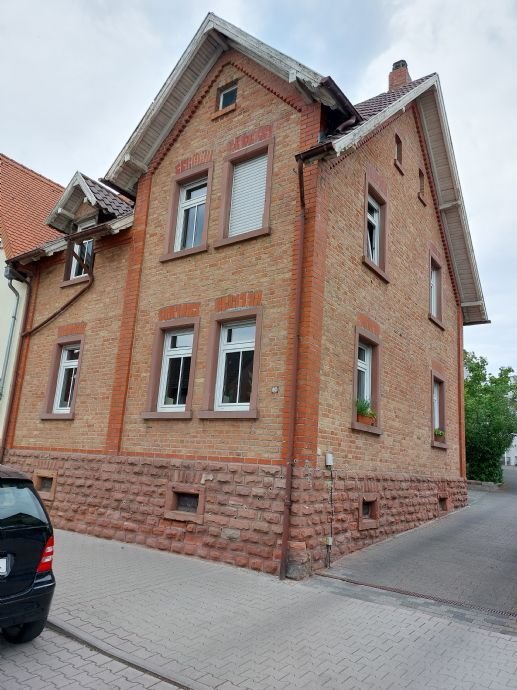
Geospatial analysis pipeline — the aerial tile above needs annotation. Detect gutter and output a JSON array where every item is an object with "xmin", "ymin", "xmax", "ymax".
[{"xmin": 279, "ymin": 158, "xmax": 306, "ymax": 580}]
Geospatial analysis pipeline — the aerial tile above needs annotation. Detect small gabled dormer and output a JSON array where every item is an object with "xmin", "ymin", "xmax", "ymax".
[{"xmin": 46, "ymin": 172, "xmax": 134, "ymax": 284}]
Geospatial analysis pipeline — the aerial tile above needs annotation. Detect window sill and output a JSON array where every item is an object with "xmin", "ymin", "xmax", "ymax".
[
  {"xmin": 60, "ymin": 275, "xmax": 90, "ymax": 288},
  {"xmin": 164, "ymin": 510, "xmax": 204, "ymax": 524},
  {"xmin": 159, "ymin": 244, "xmax": 208, "ymax": 263},
  {"xmin": 197, "ymin": 409, "xmax": 259, "ymax": 420},
  {"xmin": 428, "ymin": 313, "xmax": 445, "ymax": 330},
  {"xmin": 393, "ymin": 159, "xmax": 404, "ymax": 175},
  {"xmin": 214, "ymin": 227, "xmax": 270, "ymax": 249},
  {"xmin": 358, "ymin": 518, "xmax": 379, "ymax": 531},
  {"xmin": 418, "ymin": 192, "xmax": 427, "ymax": 207},
  {"xmin": 211, "ymin": 103, "xmax": 237, "ymax": 120},
  {"xmin": 431, "ymin": 440, "xmax": 448, "ymax": 450},
  {"xmin": 362, "ymin": 256, "xmax": 390, "ymax": 283},
  {"xmin": 40, "ymin": 412, "xmax": 75, "ymax": 420},
  {"xmin": 351, "ymin": 420, "xmax": 383, "ymax": 435},
  {"xmin": 141, "ymin": 411, "xmax": 193, "ymax": 420}
]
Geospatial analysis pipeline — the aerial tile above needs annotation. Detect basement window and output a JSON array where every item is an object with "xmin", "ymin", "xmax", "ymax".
[
  {"xmin": 33, "ymin": 471, "xmax": 57, "ymax": 501},
  {"xmin": 438, "ymin": 496, "xmax": 449, "ymax": 512},
  {"xmin": 164, "ymin": 483, "xmax": 205, "ymax": 524},
  {"xmin": 358, "ymin": 494, "xmax": 379, "ymax": 530}
]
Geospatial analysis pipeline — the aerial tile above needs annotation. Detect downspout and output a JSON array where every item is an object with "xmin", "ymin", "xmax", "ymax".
[
  {"xmin": 0, "ymin": 279, "xmax": 22, "ymax": 400},
  {"xmin": 0, "ymin": 269, "xmax": 32, "ymax": 463},
  {"xmin": 279, "ymin": 158, "xmax": 307, "ymax": 580}
]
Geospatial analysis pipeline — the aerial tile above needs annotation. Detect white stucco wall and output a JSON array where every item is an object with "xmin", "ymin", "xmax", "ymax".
[{"xmin": 0, "ymin": 246, "xmax": 28, "ymax": 443}]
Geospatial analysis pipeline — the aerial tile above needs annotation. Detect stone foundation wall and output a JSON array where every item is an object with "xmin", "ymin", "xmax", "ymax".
[{"xmin": 5, "ymin": 449, "xmax": 467, "ymax": 579}]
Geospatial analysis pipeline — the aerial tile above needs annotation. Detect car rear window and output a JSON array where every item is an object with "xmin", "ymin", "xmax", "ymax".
[{"xmin": 0, "ymin": 482, "xmax": 48, "ymax": 528}]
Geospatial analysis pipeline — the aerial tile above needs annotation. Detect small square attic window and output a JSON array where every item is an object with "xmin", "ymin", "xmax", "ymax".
[{"xmin": 219, "ymin": 84, "xmax": 237, "ymax": 109}]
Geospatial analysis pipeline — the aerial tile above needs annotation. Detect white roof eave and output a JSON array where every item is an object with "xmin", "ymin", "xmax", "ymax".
[{"xmin": 330, "ymin": 75, "xmax": 487, "ymax": 326}]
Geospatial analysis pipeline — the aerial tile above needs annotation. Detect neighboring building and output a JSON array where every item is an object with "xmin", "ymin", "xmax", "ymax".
[
  {"xmin": 502, "ymin": 376, "xmax": 517, "ymax": 466},
  {"xmin": 0, "ymin": 154, "xmax": 63, "ymax": 450},
  {"xmin": 2, "ymin": 15, "xmax": 488, "ymax": 578}
]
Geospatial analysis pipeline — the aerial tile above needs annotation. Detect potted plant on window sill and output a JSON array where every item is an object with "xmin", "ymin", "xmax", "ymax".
[
  {"xmin": 434, "ymin": 428, "xmax": 445, "ymax": 443},
  {"xmin": 356, "ymin": 399, "xmax": 377, "ymax": 426}
]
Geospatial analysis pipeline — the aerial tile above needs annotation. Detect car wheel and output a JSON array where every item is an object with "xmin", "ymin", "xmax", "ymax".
[{"xmin": 2, "ymin": 619, "xmax": 47, "ymax": 644}]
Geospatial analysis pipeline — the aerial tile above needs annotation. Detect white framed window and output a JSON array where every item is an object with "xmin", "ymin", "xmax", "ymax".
[
  {"xmin": 430, "ymin": 265, "xmax": 439, "ymax": 316},
  {"xmin": 157, "ymin": 330, "xmax": 194, "ymax": 412},
  {"xmin": 53, "ymin": 344, "xmax": 80, "ymax": 413},
  {"xmin": 357, "ymin": 343, "xmax": 372, "ymax": 402},
  {"xmin": 433, "ymin": 379, "xmax": 441, "ymax": 429},
  {"xmin": 366, "ymin": 195, "xmax": 380, "ymax": 265},
  {"xmin": 228, "ymin": 154, "xmax": 268, "ymax": 237},
  {"xmin": 219, "ymin": 84, "xmax": 237, "ymax": 109},
  {"xmin": 174, "ymin": 178, "xmax": 207, "ymax": 251},
  {"xmin": 215, "ymin": 321, "xmax": 256, "ymax": 411},
  {"xmin": 70, "ymin": 239, "xmax": 93, "ymax": 279}
]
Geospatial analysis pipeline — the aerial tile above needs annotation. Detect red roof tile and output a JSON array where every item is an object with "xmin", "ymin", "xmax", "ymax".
[
  {"xmin": 0, "ymin": 154, "xmax": 64, "ymax": 260},
  {"xmin": 354, "ymin": 75, "xmax": 435, "ymax": 121}
]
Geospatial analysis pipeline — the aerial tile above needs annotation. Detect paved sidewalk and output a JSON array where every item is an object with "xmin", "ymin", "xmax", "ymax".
[
  {"xmin": 51, "ymin": 527, "xmax": 517, "ymax": 690},
  {"xmin": 326, "ymin": 466, "xmax": 517, "ymax": 613}
]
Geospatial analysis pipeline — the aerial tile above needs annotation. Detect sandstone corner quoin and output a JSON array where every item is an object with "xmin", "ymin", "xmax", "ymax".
[{"xmin": 1, "ymin": 15, "xmax": 488, "ymax": 578}]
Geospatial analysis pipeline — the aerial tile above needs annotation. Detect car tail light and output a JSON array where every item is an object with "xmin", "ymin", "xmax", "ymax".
[{"xmin": 37, "ymin": 536, "xmax": 54, "ymax": 573}]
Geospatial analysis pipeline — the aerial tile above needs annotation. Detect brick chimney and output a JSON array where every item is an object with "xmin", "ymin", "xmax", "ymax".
[{"xmin": 389, "ymin": 60, "xmax": 411, "ymax": 91}]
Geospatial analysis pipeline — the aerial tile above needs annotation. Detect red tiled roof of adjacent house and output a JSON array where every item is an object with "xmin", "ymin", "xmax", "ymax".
[
  {"xmin": 354, "ymin": 74, "xmax": 435, "ymax": 121},
  {"xmin": 0, "ymin": 154, "xmax": 64, "ymax": 260}
]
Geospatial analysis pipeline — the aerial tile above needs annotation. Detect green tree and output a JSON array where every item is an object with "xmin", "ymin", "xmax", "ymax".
[{"xmin": 464, "ymin": 351, "xmax": 517, "ymax": 483}]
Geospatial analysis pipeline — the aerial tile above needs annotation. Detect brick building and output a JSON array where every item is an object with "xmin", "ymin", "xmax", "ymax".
[{"xmin": 2, "ymin": 15, "xmax": 488, "ymax": 578}]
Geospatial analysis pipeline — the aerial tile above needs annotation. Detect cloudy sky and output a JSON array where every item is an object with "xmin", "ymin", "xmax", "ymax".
[{"xmin": 1, "ymin": 0, "xmax": 515, "ymax": 373}]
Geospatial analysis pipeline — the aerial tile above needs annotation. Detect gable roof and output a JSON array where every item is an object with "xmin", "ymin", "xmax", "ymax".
[
  {"xmin": 329, "ymin": 75, "xmax": 487, "ymax": 326},
  {"xmin": 104, "ymin": 12, "xmax": 361, "ymax": 196},
  {"xmin": 0, "ymin": 154, "xmax": 63, "ymax": 260},
  {"xmin": 47, "ymin": 171, "xmax": 134, "ymax": 233}
]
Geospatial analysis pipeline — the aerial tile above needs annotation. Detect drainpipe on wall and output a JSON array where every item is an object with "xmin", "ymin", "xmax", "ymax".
[
  {"xmin": 0, "ymin": 275, "xmax": 23, "ymax": 400},
  {"xmin": 279, "ymin": 158, "xmax": 307, "ymax": 580},
  {"xmin": 0, "ymin": 265, "xmax": 31, "ymax": 463}
]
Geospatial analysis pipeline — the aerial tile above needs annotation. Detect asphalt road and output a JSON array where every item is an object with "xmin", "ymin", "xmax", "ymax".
[{"xmin": 324, "ymin": 466, "xmax": 517, "ymax": 613}]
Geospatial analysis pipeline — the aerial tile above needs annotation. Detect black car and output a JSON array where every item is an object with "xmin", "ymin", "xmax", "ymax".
[{"xmin": 0, "ymin": 465, "xmax": 55, "ymax": 643}]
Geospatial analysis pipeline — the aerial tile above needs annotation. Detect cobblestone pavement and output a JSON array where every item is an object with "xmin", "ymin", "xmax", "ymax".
[
  {"xmin": 0, "ymin": 627, "xmax": 177, "ymax": 689},
  {"xmin": 47, "ymin": 522, "xmax": 517, "ymax": 690},
  {"xmin": 325, "ymin": 466, "xmax": 517, "ymax": 613}
]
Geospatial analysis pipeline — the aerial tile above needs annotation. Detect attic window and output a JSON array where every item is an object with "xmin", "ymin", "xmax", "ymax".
[
  {"xmin": 219, "ymin": 84, "xmax": 237, "ymax": 110},
  {"xmin": 394, "ymin": 134, "xmax": 403, "ymax": 174}
]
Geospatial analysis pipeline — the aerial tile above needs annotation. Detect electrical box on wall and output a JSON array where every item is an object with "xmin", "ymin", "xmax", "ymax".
[{"xmin": 325, "ymin": 451, "xmax": 334, "ymax": 467}]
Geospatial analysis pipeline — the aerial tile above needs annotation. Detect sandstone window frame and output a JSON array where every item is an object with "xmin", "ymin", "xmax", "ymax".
[
  {"xmin": 41, "ymin": 334, "xmax": 85, "ymax": 421},
  {"xmin": 363, "ymin": 169, "xmax": 389, "ymax": 283},
  {"xmin": 358, "ymin": 493, "xmax": 380, "ymax": 530},
  {"xmin": 431, "ymin": 370, "xmax": 447, "ymax": 449},
  {"xmin": 394, "ymin": 133, "xmax": 404, "ymax": 175},
  {"xmin": 215, "ymin": 138, "xmax": 274, "ymax": 248},
  {"xmin": 198, "ymin": 306, "xmax": 262, "ymax": 420},
  {"xmin": 32, "ymin": 470, "xmax": 57, "ymax": 502},
  {"xmin": 164, "ymin": 482, "xmax": 205, "ymax": 524},
  {"xmin": 160, "ymin": 162, "xmax": 213, "ymax": 263},
  {"xmin": 352, "ymin": 326, "xmax": 382, "ymax": 436},
  {"xmin": 142, "ymin": 316, "xmax": 200, "ymax": 420},
  {"xmin": 429, "ymin": 248, "xmax": 444, "ymax": 329}
]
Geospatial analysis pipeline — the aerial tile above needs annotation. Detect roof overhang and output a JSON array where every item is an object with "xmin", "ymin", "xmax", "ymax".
[
  {"xmin": 46, "ymin": 171, "xmax": 98, "ymax": 233},
  {"xmin": 104, "ymin": 13, "xmax": 361, "ymax": 196},
  {"xmin": 10, "ymin": 213, "xmax": 133, "ymax": 266},
  {"xmin": 323, "ymin": 75, "xmax": 488, "ymax": 326}
]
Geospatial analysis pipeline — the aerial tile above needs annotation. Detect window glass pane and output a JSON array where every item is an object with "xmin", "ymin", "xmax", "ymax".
[
  {"xmin": 222, "ymin": 351, "xmax": 240, "ymax": 404},
  {"xmin": 164, "ymin": 358, "xmax": 182, "ymax": 406},
  {"xmin": 220, "ymin": 86, "xmax": 237, "ymax": 109},
  {"xmin": 367, "ymin": 222, "xmax": 377, "ymax": 261},
  {"xmin": 433, "ymin": 381, "xmax": 441, "ymax": 427},
  {"xmin": 193, "ymin": 202, "xmax": 205, "ymax": 246},
  {"xmin": 367, "ymin": 201, "xmax": 377, "ymax": 218},
  {"xmin": 357, "ymin": 369, "xmax": 367, "ymax": 401},
  {"xmin": 65, "ymin": 347, "xmax": 80, "ymax": 361},
  {"xmin": 59, "ymin": 367, "xmax": 77, "ymax": 409},
  {"xmin": 178, "ymin": 357, "xmax": 191, "ymax": 405},
  {"xmin": 186, "ymin": 182, "xmax": 207, "ymax": 201},
  {"xmin": 180, "ymin": 207, "xmax": 198, "ymax": 249},
  {"xmin": 170, "ymin": 332, "xmax": 193, "ymax": 349},
  {"xmin": 238, "ymin": 350, "xmax": 254, "ymax": 403},
  {"xmin": 358, "ymin": 345, "xmax": 366, "ymax": 362},
  {"xmin": 226, "ymin": 323, "xmax": 256, "ymax": 344}
]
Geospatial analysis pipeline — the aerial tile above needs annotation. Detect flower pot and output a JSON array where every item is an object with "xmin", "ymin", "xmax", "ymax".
[
  {"xmin": 434, "ymin": 433, "xmax": 445, "ymax": 443},
  {"xmin": 357, "ymin": 413, "xmax": 374, "ymax": 426}
]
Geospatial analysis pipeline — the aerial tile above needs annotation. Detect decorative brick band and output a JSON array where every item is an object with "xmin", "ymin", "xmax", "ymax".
[
  {"xmin": 356, "ymin": 313, "xmax": 380, "ymax": 337},
  {"xmin": 215, "ymin": 291, "xmax": 262, "ymax": 312},
  {"xmin": 158, "ymin": 302, "xmax": 201, "ymax": 321},
  {"xmin": 57, "ymin": 322, "xmax": 86, "ymax": 337}
]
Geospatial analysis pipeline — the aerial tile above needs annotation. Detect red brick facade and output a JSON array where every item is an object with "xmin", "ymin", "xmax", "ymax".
[{"xmin": 4, "ymin": 46, "xmax": 468, "ymax": 578}]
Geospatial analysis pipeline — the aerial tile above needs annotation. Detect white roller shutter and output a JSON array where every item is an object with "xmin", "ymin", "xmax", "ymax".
[{"xmin": 228, "ymin": 154, "xmax": 268, "ymax": 237}]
